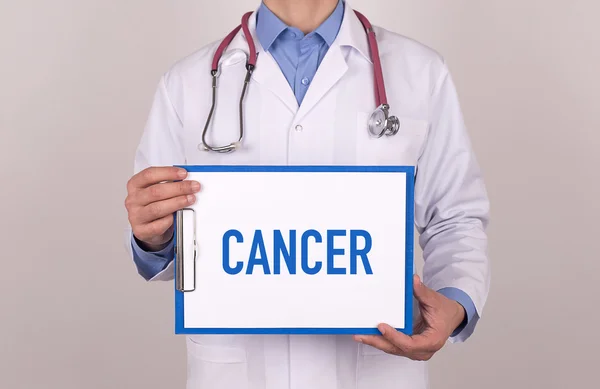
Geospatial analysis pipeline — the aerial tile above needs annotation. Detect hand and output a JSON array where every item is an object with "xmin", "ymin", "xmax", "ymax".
[
  {"xmin": 125, "ymin": 167, "xmax": 201, "ymax": 251},
  {"xmin": 353, "ymin": 275, "xmax": 465, "ymax": 361}
]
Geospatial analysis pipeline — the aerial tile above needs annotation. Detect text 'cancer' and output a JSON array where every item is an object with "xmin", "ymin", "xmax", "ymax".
[{"xmin": 222, "ymin": 229, "xmax": 374, "ymax": 275}]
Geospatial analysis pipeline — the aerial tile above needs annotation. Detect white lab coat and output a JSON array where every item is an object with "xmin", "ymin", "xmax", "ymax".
[{"xmin": 127, "ymin": 2, "xmax": 490, "ymax": 388}]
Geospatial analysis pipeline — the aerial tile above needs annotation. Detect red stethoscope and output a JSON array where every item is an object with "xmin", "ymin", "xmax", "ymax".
[{"xmin": 200, "ymin": 10, "xmax": 399, "ymax": 153}]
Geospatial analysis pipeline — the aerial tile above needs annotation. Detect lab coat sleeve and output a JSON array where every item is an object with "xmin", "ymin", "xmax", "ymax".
[
  {"xmin": 415, "ymin": 61, "xmax": 491, "ymax": 343},
  {"xmin": 124, "ymin": 73, "xmax": 186, "ymax": 282}
]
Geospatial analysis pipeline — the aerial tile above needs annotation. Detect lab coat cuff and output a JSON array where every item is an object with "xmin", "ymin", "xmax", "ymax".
[{"xmin": 437, "ymin": 287, "xmax": 477, "ymax": 339}]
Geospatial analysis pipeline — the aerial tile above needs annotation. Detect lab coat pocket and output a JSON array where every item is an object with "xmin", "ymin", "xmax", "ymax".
[
  {"xmin": 356, "ymin": 112, "xmax": 429, "ymax": 166},
  {"xmin": 186, "ymin": 337, "xmax": 248, "ymax": 389},
  {"xmin": 357, "ymin": 343, "xmax": 428, "ymax": 389}
]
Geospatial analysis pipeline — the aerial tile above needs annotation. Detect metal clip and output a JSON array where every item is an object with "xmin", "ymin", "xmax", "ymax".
[{"xmin": 175, "ymin": 208, "xmax": 197, "ymax": 292}]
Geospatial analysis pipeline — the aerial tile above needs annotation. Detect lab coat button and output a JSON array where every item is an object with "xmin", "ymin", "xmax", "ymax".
[{"xmin": 295, "ymin": 125, "xmax": 303, "ymax": 132}]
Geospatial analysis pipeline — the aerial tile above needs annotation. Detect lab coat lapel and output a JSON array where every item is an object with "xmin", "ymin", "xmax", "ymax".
[
  {"xmin": 294, "ymin": 2, "xmax": 372, "ymax": 122},
  {"xmin": 220, "ymin": 10, "xmax": 299, "ymax": 114},
  {"xmin": 336, "ymin": 1, "xmax": 372, "ymax": 64},
  {"xmin": 251, "ymin": 51, "xmax": 299, "ymax": 113},
  {"xmin": 294, "ymin": 43, "xmax": 348, "ymax": 122}
]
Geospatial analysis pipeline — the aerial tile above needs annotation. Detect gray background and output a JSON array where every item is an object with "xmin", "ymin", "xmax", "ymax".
[{"xmin": 1, "ymin": 0, "xmax": 599, "ymax": 388}]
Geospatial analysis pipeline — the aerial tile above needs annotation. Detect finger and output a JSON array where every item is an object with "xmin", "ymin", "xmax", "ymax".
[
  {"xmin": 137, "ymin": 194, "xmax": 196, "ymax": 223},
  {"xmin": 354, "ymin": 333, "xmax": 435, "ymax": 361},
  {"xmin": 377, "ymin": 323, "xmax": 442, "ymax": 354},
  {"xmin": 133, "ymin": 214, "xmax": 174, "ymax": 242},
  {"xmin": 353, "ymin": 335, "xmax": 402, "ymax": 355},
  {"xmin": 128, "ymin": 167, "xmax": 188, "ymax": 191},
  {"xmin": 413, "ymin": 275, "xmax": 436, "ymax": 306},
  {"xmin": 136, "ymin": 180, "xmax": 201, "ymax": 206}
]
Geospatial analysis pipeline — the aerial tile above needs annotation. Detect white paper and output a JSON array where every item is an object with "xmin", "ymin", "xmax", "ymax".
[{"xmin": 181, "ymin": 170, "xmax": 409, "ymax": 329}]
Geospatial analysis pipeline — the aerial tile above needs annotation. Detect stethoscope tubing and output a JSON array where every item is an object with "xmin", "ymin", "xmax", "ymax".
[{"xmin": 201, "ymin": 10, "xmax": 398, "ymax": 153}]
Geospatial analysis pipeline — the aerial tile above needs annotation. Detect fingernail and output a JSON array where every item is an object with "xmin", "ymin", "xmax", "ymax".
[
  {"xmin": 187, "ymin": 195, "xmax": 195, "ymax": 204},
  {"xmin": 191, "ymin": 181, "xmax": 200, "ymax": 191},
  {"xmin": 178, "ymin": 170, "xmax": 188, "ymax": 178},
  {"xmin": 354, "ymin": 336, "xmax": 363, "ymax": 343},
  {"xmin": 379, "ymin": 326, "xmax": 386, "ymax": 335}
]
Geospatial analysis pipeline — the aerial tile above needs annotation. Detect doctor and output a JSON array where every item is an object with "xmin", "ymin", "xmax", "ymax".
[{"xmin": 124, "ymin": 0, "xmax": 490, "ymax": 388}]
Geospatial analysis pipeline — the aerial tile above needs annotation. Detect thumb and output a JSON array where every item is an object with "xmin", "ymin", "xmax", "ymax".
[{"xmin": 413, "ymin": 275, "xmax": 435, "ymax": 305}]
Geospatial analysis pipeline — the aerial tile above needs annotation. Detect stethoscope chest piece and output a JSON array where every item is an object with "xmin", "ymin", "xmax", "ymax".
[{"xmin": 367, "ymin": 104, "xmax": 400, "ymax": 138}]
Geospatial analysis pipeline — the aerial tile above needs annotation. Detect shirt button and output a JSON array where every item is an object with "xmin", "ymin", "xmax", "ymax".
[
  {"xmin": 295, "ymin": 125, "xmax": 303, "ymax": 132},
  {"xmin": 301, "ymin": 77, "xmax": 310, "ymax": 86}
]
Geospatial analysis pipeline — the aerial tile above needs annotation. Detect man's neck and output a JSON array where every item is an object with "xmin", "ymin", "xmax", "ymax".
[{"xmin": 262, "ymin": 0, "xmax": 340, "ymax": 34}]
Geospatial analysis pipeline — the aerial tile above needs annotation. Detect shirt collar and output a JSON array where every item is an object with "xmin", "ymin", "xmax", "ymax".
[
  {"xmin": 256, "ymin": 2, "xmax": 288, "ymax": 51},
  {"xmin": 256, "ymin": 0, "xmax": 344, "ymax": 51},
  {"xmin": 313, "ymin": 0, "xmax": 344, "ymax": 46}
]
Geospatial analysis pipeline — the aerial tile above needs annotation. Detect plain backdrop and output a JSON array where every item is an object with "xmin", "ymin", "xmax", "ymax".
[{"xmin": 1, "ymin": 0, "xmax": 599, "ymax": 388}]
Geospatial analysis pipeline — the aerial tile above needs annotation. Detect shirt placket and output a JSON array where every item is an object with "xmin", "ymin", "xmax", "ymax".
[{"xmin": 294, "ymin": 36, "xmax": 321, "ymax": 104}]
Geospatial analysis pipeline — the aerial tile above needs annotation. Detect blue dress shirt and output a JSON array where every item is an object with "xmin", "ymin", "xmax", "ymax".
[
  {"xmin": 255, "ymin": 0, "xmax": 344, "ymax": 105},
  {"xmin": 131, "ymin": 0, "xmax": 476, "ymax": 337}
]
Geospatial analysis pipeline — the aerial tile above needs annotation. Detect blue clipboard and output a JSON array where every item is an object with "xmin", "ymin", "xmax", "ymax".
[{"xmin": 173, "ymin": 165, "xmax": 414, "ymax": 335}]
